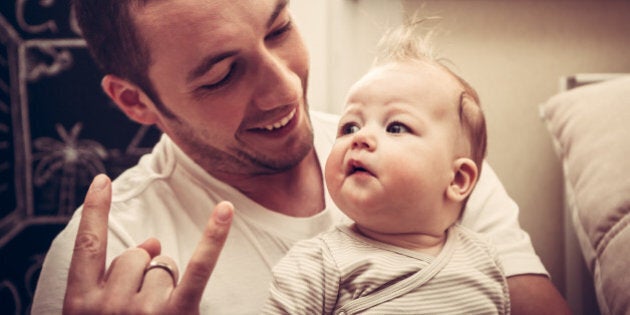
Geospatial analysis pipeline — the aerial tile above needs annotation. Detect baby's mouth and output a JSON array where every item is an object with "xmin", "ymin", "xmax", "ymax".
[
  {"xmin": 347, "ymin": 160, "xmax": 374, "ymax": 176},
  {"xmin": 349, "ymin": 165, "xmax": 368, "ymax": 174}
]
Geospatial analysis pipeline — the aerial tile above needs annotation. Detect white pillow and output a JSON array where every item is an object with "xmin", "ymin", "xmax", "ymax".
[{"xmin": 539, "ymin": 76, "xmax": 630, "ymax": 315}]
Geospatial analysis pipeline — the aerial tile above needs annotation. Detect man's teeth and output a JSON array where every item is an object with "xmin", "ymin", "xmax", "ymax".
[{"xmin": 263, "ymin": 109, "xmax": 296, "ymax": 131}]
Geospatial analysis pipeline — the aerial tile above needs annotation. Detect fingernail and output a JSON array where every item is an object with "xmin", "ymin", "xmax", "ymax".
[
  {"xmin": 215, "ymin": 202, "xmax": 233, "ymax": 223},
  {"xmin": 92, "ymin": 174, "xmax": 108, "ymax": 191}
]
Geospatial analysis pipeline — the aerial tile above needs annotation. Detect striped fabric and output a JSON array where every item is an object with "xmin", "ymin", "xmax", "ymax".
[{"xmin": 263, "ymin": 224, "xmax": 510, "ymax": 314}]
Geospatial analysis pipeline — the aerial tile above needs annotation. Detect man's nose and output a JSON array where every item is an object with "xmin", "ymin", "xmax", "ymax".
[{"xmin": 252, "ymin": 51, "xmax": 301, "ymax": 110}]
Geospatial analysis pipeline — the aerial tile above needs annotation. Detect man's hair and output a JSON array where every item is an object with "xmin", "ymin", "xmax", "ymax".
[
  {"xmin": 373, "ymin": 17, "xmax": 488, "ymax": 172},
  {"xmin": 73, "ymin": 0, "xmax": 174, "ymax": 117}
]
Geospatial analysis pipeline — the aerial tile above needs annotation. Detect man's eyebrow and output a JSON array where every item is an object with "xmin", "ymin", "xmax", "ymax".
[
  {"xmin": 186, "ymin": 0, "xmax": 289, "ymax": 84},
  {"xmin": 186, "ymin": 51, "xmax": 237, "ymax": 84},
  {"xmin": 267, "ymin": 0, "xmax": 289, "ymax": 28}
]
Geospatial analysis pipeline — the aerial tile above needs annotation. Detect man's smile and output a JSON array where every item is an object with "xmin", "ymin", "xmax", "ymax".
[{"xmin": 261, "ymin": 108, "xmax": 296, "ymax": 131}]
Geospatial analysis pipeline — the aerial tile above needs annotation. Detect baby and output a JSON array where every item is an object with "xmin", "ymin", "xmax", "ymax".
[{"xmin": 263, "ymin": 20, "xmax": 509, "ymax": 315}]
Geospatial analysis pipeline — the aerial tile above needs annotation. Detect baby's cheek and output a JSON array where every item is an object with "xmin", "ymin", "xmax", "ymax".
[{"xmin": 324, "ymin": 148, "xmax": 345, "ymax": 186}]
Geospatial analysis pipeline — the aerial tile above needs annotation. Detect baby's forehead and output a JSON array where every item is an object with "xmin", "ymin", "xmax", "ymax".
[
  {"xmin": 360, "ymin": 61, "xmax": 461, "ymax": 91},
  {"xmin": 349, "ymin": 61, "xmax": 463, "ymax": 108}
]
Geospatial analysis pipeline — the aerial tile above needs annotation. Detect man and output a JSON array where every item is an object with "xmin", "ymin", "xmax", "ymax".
[{"xmin": 32, "ymin": 0, "xmax": 570, "ymax": 314}]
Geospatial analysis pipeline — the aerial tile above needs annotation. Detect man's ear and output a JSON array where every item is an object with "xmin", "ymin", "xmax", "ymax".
[
  {"xmin": 446, "ymin": 158, "xmax": 479, "ymax": 202},
  {"xmin": 101, "ymin": 74, "xmax": 159, "ymax": 125}
]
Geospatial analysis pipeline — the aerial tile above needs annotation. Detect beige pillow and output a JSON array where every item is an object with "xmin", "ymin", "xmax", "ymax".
[{"xmin": 539, "ymin": 76, "xmax": 630, "ymax": 315}]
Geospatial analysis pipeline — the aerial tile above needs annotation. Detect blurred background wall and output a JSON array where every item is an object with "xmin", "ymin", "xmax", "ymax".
[
  {"xmin": 0, "ymin": 1, "xmax": 160, "ymax": 313},
  {"xmin": 292, "ymin": 0, "xmax": 630, "ymax": 306}
]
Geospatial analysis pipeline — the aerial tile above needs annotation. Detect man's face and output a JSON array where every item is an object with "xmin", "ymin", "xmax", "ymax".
[{"xmin": 133, "ymin": 0, "xmax": 313, "ymax": 178}]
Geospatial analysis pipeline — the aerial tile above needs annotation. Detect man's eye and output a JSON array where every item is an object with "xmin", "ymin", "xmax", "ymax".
[
  {"xmin": 340, "ymin": 123, "xmax": 360, "ymax": 136},
  {"xmin": 265, "ymin": 20, "xmax": 293, "ymax": 41},
  {"xmin": 386, "ymin": 122, "xmax": 409, "ymax": 134},
  {"xmin": 201, "ymin": 64, "xmax": 235, "ymax": 90}
]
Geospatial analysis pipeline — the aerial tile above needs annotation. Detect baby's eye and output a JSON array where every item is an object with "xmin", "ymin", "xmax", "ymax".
[
  {"xmin": 386, "ymin": 122, "xmax": 409, "ymax": 134},
  {"xmin": 339, "ymin": 123, "xmax": 360, "ymax": 136}
]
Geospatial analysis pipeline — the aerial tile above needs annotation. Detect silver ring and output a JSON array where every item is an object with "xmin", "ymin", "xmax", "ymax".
[{"xmin": 144, "ymin": 260, "xmax": 177, "ymax": 286}]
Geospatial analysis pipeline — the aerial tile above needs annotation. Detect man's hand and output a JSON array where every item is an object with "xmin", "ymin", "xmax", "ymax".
[{"xmin": 63, "ymin": 174, "xmax": 233, "ymax": 314}]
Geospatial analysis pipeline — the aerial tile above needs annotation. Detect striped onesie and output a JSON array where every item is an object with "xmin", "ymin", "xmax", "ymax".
[{"xmin": 263, "ymin": 224, "xmax": 510, "ymax": 314}]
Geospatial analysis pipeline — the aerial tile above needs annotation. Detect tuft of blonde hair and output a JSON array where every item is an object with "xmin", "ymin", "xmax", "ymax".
[{"xmin": 373, "ymin": 16, "xmax": 440, "ymax": 66}]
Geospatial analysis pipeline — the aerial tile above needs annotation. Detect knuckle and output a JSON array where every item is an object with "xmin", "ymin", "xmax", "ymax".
[
  {"xmin": 62, "ymin": 297, "xmax": 84, "ymax": 314},
  {"xmin": 108, "ymin": 248, "xmax": 152, "ymax": 274},
  {"xmin": 131, "ymin": 305, "xmax": 155, "ymax": 315},
  {"xmin": 101, "ymin": 298, "xmax": 130, "ymax": 315},
  {"xmin": 126, "ymin": 247, "xmax": 152, "ymax": 260},
  {"xmin": 115, "ymin": 247, "xmax": 152, "ymax": 264},
  {"xmin": 63, "ymin": 295, "xmax": 98, "ymax": 315},
  {"xmin": 131, "ymin": 297, "xmax": 168, "ymax": 315},
  {"xmin": 204, "ymin": 226, "xmax": 228, "ymax": 243},
  {"xmin": 186, "ymin": 261, "xmax": 212, "ymax": 282},
  {"xmin": 73, "ymin": 232, "xmax": 102, "ymax": 256}
]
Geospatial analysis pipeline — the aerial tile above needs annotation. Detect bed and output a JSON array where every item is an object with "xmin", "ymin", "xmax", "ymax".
[{"xmin": 539, "ymin": 73, "xmax": 630, "ymax": 315}]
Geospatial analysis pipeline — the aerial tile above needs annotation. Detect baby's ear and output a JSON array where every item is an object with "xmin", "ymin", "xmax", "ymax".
[
  {"xmin": 446, "ymin": 158, "xmax": 478, "ymax": 202},
  {"xmin": 101, "ymin": 74, "xmax": 159, "ymax": 125}
]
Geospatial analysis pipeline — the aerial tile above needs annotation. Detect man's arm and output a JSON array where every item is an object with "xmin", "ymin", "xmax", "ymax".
[
  {"xmin": 462, "ymin": 162, "xmax": 570, "ymax": 313},
  {"xmin": 508, "ymin": 275, "xmax": 571, "ymax": 315}
]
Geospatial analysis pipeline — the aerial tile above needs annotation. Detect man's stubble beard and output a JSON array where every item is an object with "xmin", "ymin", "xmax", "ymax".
[{"xmin": 167, "ymin": 109, "xmax": 315, "ymax": 177}]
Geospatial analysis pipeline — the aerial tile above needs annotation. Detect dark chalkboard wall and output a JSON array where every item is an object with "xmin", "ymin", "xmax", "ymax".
[{"xmin": 0, "ymin": 1, "xmax": 161, "ymax": 313}]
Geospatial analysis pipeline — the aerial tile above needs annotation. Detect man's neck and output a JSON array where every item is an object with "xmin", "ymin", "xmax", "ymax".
[{"xmin": 218, "ymin": 150, "xmax": 325, "ymax": 217}]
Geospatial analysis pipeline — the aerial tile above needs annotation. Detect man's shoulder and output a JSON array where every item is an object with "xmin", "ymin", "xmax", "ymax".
[{"xmin": 109, "ymin": 134, "xmax": 178, "ymax": 202}]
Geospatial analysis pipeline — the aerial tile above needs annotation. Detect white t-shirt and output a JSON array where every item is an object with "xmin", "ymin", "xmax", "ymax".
[{"xmin": 31, "ymin": 111, "xmax": 546, "ymax": 314}]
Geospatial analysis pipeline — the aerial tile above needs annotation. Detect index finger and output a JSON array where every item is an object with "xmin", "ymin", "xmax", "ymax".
[
  {"xmin": 65, "ymin": 174, "xmax": 112, "ymax": 296},
  {"xmin": 173, "ymin": 201, "xmax": 233, "ymax": 308}
]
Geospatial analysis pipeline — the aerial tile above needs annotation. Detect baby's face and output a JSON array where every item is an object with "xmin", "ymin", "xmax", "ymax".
[{"xmin": 325, "ymin": 60, "xmax": 464, "ymax": 236}]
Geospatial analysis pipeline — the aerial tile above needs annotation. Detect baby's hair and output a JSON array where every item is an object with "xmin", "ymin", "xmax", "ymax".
[
  {"xmin": 372, "ymin": 17, "xmax": 438, "ymax": 66},
  {"xmin": 373, "ymin": 17, "xmax": 487, "ymax": 172}
]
